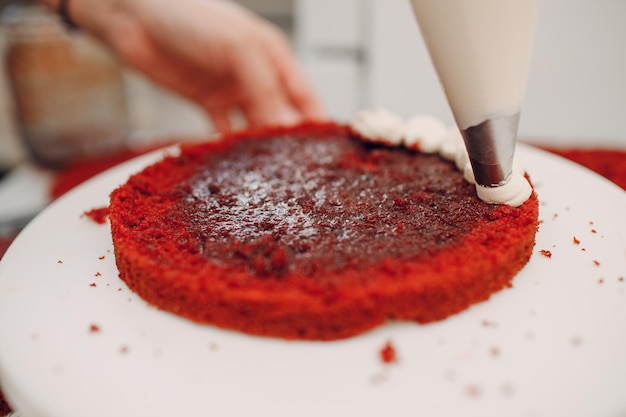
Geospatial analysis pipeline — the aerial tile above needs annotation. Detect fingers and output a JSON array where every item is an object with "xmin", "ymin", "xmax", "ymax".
[
  {"xmin": 72, "ymin": 0, "xmax": 324, "ymax": 132},
  {"xmin": 262, "ymin": 28, "xmax": 326, "ymax": 121},
  {"xmin": 233, "ymin": 24, "xmax": 325, "ymax": 127},
  {"xmin": 230, "ymin": 41, "xmax": 300, "ymax": 127},
  {"xmin": 208, "ymin": 107, "xmax": 232, "ymax": 133}
]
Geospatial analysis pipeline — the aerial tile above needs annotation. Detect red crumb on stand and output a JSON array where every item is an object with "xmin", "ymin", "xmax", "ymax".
[
  {"xmin": 83, "ymin": 207, "xmax": 110, "ymax": 224},
  {"xmin": 481, "ymin": 319, "xmax": 498, "ymax": 328},
  {"xmin": 466, "ymin": 384, "xmax": 482, "ymax": 398},
  {"xmin": 573, "ymin": 236, "xmax": 580, "ymax": 245},
  {"xmin": 570, "ymin": 336, "xmax": 583, "ymax": 347},
  {"xmin": 539, "ymin": 249, "xmax": 552, "ymax": 258},
  {"xmin": 89, "ymin": 324, "xmax": 100, "ymax": 333},
  {"xmin": 90, "ymin": 283, "xmax": 96, "ymax": 287},
  {"xmin": 489, "ymin": 346, "xmax": 501, "ymax": 357},
  {"xmin": 593, "ymin": 260, "xmax": 601, "ymax": 266},
  {"xmin": 380, "ymin": 340, "xmax": 397, "ymax": 364}
]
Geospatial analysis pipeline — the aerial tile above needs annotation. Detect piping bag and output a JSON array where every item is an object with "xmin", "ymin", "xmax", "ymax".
[{"xmin": 410, "ymin": 0, "xmax": 540, "ymax": 188}]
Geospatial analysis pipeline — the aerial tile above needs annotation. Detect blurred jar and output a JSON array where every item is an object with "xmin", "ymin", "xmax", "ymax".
[{"xmin": 2, "ymin": 3, "xmax": 128, "ymax": 168}]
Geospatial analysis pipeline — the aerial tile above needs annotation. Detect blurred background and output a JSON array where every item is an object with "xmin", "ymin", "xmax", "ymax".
[
  {"xmin": 0, "ymin": 0, "xmax": 624, "ymax": 241},
  {"xmin": 0, "ymin": 0, "xmax": 625, "ymax": 170}
]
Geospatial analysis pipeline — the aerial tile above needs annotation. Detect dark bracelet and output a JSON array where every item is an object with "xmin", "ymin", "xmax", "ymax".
[{"xmin": 58, "ymin": 0, "xmax": 78, "ymax": 30}]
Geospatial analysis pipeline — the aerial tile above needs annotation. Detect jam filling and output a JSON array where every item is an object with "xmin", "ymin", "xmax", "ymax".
[{"xmin": 176, "ymin": 133, "xmax": 501, "ymax": 278}]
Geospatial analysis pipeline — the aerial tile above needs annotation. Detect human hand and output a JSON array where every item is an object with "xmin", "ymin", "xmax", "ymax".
[{"xmin": 53, "ymin": 0, "xmax": 324, "ymax": 131}]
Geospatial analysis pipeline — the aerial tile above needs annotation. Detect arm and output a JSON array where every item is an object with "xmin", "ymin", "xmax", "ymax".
[{"xmin": 38, "ymin": 0, "xmax": 324, "ymax": 131}]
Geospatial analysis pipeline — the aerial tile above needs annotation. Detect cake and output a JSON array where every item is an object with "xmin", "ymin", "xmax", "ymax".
[{"xmin": 109, "ymin": 119, "xmax": 539, "ymax": 341}]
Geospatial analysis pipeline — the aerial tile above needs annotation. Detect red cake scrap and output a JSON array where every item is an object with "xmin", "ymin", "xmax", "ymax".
[
  {"xmin": 539, "ymin": 249, "xmax": 552, "ymax": 258},
  {"xmin": 380, "ymin": 340, "xmax": 397, "ymax": 364},
  {"xmin": 83, "ymin": 207, "xmax": 110, "ymax": 225},
  {"xmin": 465, "ymin": 384, "xmax": 482, "ymax": 398}
]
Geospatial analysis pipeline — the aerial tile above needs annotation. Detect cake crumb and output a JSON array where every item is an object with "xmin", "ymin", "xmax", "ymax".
[
  {"xmin": 99, "ymin": 255, "xmax": 105, "ymax": 260},
  {"xmin": 593, "ymin": 260, "xmax": 601, "ymax": 266},
  {"xmin": 573, "ymin": 236, "xmax": 580, "ymax": 245},
  {"xmin": 444, "ymin": 369, "xmax": 456, "ymax": 382},
  {"xmin": 89, "ymin": 324, "xmax": 100, "ymax": 333},
  {"xmin": 57, "ymin": 260, "xmax": 63, "ymax": 264},
  {"xmin": 82, "ymin": 207, "xmax": 110, "ymax": 224},
  {"xmin": 489, "ymin": 346, "xmax": 501, "ymax": 357},
  {"xmin": 539, "ymin": 249, "xmax": 552, "ymax": 258},
  {"xmin": 481, "ymin": 319, "xmax": 498, "ymax": 328},
  {"xmin": 500, "ymin": 382, "xmax": 515, "ymax": 397},
  {"xmin": 94, "ymin": 272, "xmax": 102, "ymax": 277},
  {"xmin": 591, "ymin": 229, "xmax": 597, "ymax": 234},
  {"xmin": 598, "ymin": 278, "xmax": 604, "ymax": 284},
  {"xmin": 120, "ymin": 345, "xmax": 130, "ymax": 354},
  {"xmin": 380, "ymin": 340, "xmax": 397, "ymax": 364},
  {"xmin": 90, "ymin": 282, "xmax": 97, "ymax": 287},
  {"xmin": 465, "ymin": 384, "xmax": 482, "ymax": 398}
]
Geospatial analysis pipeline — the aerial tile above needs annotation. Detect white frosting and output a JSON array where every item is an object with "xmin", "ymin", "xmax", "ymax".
[
  {"xmin": 439, "ymin": 127, "xmax": 464, "ymax": 161},
  {"xmin": 476, "ymin": 174, "xmax": 533, "ymax": 207},
  {"xmin": 403, "ymin": 114, "xmax": 448, "ymax": 153},
  {"xmin": 350, "ymin": 108, "xmax": 405, "ymax": 146},
  {"xmin": 410, "ymin": 0, "xmax": 540, "ymax": 130},
  {"xmin": 349, "ymin": 109, "xmax": 533, "ymax": 206},
  {"xmin": 454, "ymin": 145, "xmax": 469, "ymax": 172},
  {"xmin": 463, "ymin": 162, "xmax": 476, "ymax": 184}
]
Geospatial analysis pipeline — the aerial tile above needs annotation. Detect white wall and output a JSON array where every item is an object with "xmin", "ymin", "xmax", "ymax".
[
  {"xmin": 299, "ymin": 0, "xmax": 626, "ymax": 147},
  {"xmin": 523, "ymin": 0, "xmax": 626, "ymax": 145}
]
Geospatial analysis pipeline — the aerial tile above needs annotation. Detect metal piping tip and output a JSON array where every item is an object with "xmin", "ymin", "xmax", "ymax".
[{"xmin": 461, "ymin": 113, "xmax": 520, "ymax": 187}]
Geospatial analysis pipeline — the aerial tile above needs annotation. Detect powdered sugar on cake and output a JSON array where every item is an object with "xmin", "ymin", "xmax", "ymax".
[{"xmin": 350, "ymin": 108, "xmax": 532, "ymax": 207}]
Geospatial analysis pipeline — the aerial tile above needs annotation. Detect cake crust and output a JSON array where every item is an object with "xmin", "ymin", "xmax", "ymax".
[{"xmin": 109, "ymin": 122, "xmax": 539, "ymax": 340}]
